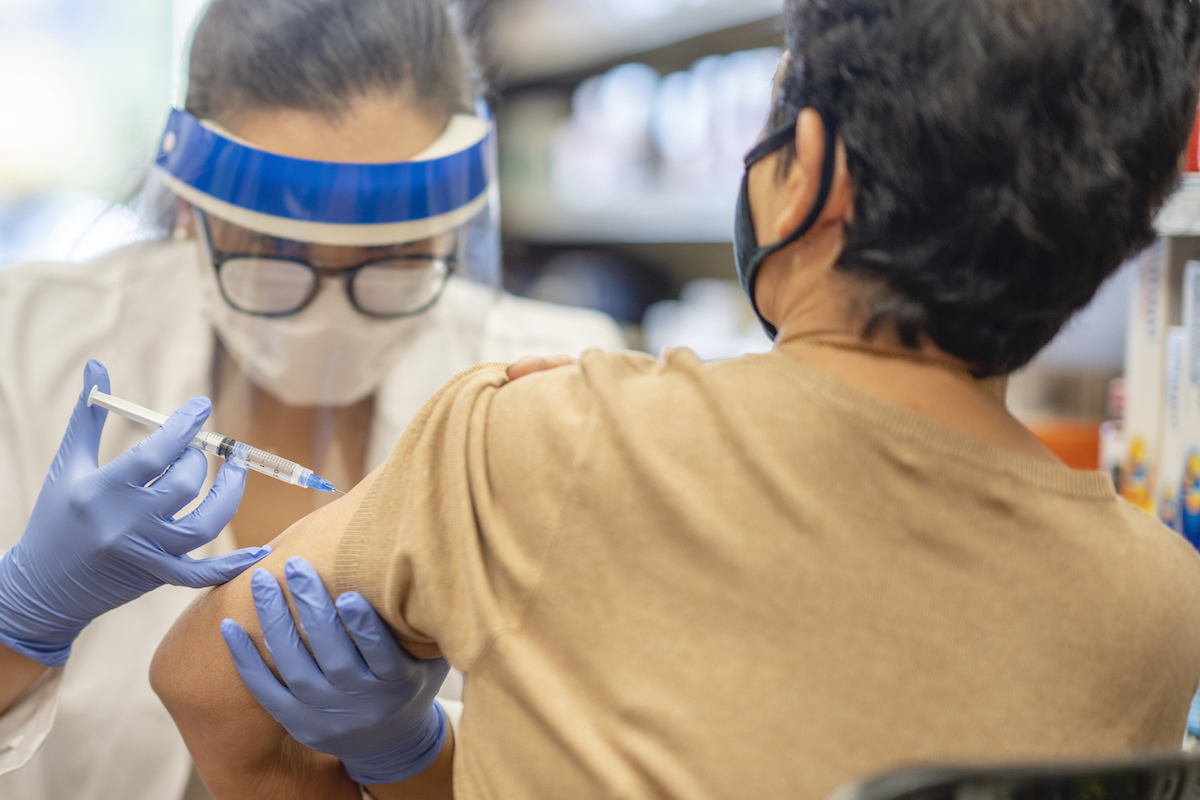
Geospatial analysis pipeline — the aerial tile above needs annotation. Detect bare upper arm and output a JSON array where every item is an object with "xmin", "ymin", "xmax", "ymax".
[
  {"xmin": 153, "ymin": 356, "xmax": 575, "ymax": 732},
  {"xmin": 150, "ymin": 466, "xmax": 387, "ymax": 799}
]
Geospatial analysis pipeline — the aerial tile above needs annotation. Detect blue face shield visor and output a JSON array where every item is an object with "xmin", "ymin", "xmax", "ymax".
[{"xmin": 153, "ymin": 107, "xmax": 498, "ymax": 251}]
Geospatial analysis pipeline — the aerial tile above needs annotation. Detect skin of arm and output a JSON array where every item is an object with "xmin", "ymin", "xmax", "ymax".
[
  {"xmin": 150, "ymin": 466, "xmax": 450, "ymax": 800},
  {"xmin": 151, "ymin": 358, "xmax": 574, "ymax": 799},
  {"xmin": 0, "ymin": 645, "xmax": 48, "ymax": 716}
]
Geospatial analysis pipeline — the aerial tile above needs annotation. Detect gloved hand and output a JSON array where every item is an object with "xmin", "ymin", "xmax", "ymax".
[
  {"xmin": 221, "ymin": 557, "xmax": 449, "ymax": 786},
  {"xmin": 0, "ymin": 360, "xmax": 269, "ymax": 668}
]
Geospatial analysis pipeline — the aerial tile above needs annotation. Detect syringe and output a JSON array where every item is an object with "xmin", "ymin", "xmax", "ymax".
[{"xmin": 87, "ymin": 388, "xmax": 339, "ymax": 494}]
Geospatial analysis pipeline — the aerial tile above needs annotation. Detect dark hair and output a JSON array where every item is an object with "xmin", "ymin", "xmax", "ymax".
[
  {"xmin": 185, "ymin": 0, "xmax": 478, "ymax": 126},
  {"xmin": 774, "ymin": 0, "xmax": 1200, "ymax": 376}
]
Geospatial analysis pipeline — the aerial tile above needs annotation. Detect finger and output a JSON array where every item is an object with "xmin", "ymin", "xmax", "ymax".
[
  {"xmin": 221, "ymin": 619, "xmax": 303, "ymax": 719},
  {"xmin": 144, "ymin": 447, "xmax": 209, "ymax": 516},
  {"xmin": 506, "ymin": 355, "xmax": 578, "ymax": 381},
  {"xmin": 45, "ymin": 360, "xmax": 111, "ymax": 482},
  {"xmin": 251, "ymin": 569, "xmax": 328, "ymax": 699},
  {"xmin": 335, "ymin": 591, "xmax": 419, "ymax": 683},
  {"xmin": 105, "ymin": 396, "xmax": 211, "ymax": 487},
  {"xmin": 158, "ymin": 461, "xmax": 247, "ymax": 555},
  {"xmin": 154, "ymin": 545, "xmax": 272, "ymax": 589},
  {"xmin": 284, "ymin": 558, "xmax": 368, "ymax": 689}
]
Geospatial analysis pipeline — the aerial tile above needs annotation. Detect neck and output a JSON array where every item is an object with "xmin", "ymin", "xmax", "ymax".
[
  {"xmin": 757, "ymin": 233, "xmax": 1010, "ymax": 400},
  {"xmin": 210, "ymin": 345, "xmax": 374, "ymax": 474},
  {"xmin": 758, "ymin": 228, "xmax": 963, "ymax": 366}
]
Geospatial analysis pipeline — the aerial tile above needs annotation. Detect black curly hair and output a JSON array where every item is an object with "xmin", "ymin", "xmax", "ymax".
[{"xmin": 775, "ymin": 0, "xmax": 1200, "ymax": 376}]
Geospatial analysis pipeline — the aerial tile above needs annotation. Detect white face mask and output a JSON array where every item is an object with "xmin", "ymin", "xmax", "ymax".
[{"xmin": 195, "ymin": 242, "xmax": 432, "ymax": 407}]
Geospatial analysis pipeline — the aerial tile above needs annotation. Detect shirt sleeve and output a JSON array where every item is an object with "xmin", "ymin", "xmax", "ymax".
[
  {"xmin": 0, "ymin": 668, "xmax": 62, "ymax": 776},
  {"xmin": 334, "ymin": 360, "xmax": 599, "ymax": 671}
]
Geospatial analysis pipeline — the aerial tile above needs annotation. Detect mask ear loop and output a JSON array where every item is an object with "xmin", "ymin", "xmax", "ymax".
[{"xmin": 742, "ymin": 115, "xmax": 838, "ymax": 339}]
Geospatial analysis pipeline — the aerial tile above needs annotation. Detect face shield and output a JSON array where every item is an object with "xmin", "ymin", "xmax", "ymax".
[{"xmin": 152, "ymin": 104, "xmax": 501, "ymax": 407}]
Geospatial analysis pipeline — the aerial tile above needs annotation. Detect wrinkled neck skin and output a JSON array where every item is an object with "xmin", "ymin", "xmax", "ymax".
[
  {"xmin": 755, "ymin": 216, "xmax": 864, "ymax": 348},
  {"xmin": 755, "ymin": 224, "xmax": 1051, "ymax": 464}
]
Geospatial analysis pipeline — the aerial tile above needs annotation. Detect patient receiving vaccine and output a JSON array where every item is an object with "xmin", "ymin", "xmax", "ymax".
[{"xmin": 152, "ymin": 1, "xmax": 1200, "ymax": 798}]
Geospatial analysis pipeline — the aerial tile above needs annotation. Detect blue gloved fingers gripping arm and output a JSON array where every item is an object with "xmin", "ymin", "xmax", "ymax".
[
  {"xmin": 335, "ymin": 592, "xmax": 413, "ymax": 683},
  {"xmin": 285, "ymin": 559, "xmax": 373, "ymax": 690},
  {"xmin": 251, "ymin": 570, "xmax": 331, "ymax": 700},
  {"xmin": 222, "ymin": 557, "xmax": 450, "ymax": 786},
  {"xmin": 220, "ymin": 618, "xmax": 299, "ymax": 716}
]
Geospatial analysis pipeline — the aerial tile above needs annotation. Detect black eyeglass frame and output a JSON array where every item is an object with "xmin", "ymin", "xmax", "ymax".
[{"xmin": 195, "ymin": 211, "xmax": 457, "ymax": 319}]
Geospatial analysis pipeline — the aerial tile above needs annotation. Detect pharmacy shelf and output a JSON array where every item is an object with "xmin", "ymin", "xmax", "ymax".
[
  {"xmin": 502, "ymin": 186, "xmax": 735, "ymax": 244},
  {"xmin": 506, "ymin": 173, "xmax": 1200, "ymax": 244},
  {"xmin": 490, "ymin": 0, "xmax": 783, "ymax": 84},
  {"xmin": 1156, "ymin": 176, "xmax": 1200, "ymax": 236}
]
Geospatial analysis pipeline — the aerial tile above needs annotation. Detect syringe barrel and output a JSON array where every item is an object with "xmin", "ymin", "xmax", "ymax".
[
  {"xmin": 88, "ymin": 389, "xmax": 333, "ymax": 492},
  {"xmin": 227, "ymin": 441, "xmax": 311, "ymax": 487}
]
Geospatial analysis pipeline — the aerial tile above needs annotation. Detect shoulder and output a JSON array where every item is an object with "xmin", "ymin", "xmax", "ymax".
[
  {"xmin": 570, "ymin": 347, "xmax": 775, "ymax": 410},
  {"xmin": 1105, "ymin": 500, "xmax": 1200, "ymax": 621},
  {"xmin": 0, "ymin": 240, "xmax": 211, "ymax": 431},
  {"xmin": 0, "ymin": 239, "xmax": 206, "ymax": 370},
  {"xmin": 488, "ymin": 348, "xmax": 724, "ymax": 434},
  {"xmin": 1114, "ymin": 500, "xmax": 1200, "ymax": 573}
]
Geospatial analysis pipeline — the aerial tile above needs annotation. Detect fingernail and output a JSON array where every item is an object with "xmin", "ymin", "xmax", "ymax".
[
  {"xmin": 250, "ymin": 569, "xmax": 275, "ymax": 592},
  {"xmin": 284, "ymin": 557, "xmax": 312, "ymax": 581},
  {"xmin": 83, "ymin": 361, "xmax": 107, "ymax": 391},
  {"xmin": 183, "ymin": 396, "xmax": 212, "ymax": 415},
  {"xmin": 220, "ymin": 619, "xmax": 240, "ymax": 640}
]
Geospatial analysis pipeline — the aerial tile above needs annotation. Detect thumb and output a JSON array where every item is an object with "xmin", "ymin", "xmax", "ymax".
[{"xmin": 46, "ymin": 360, "xmax": 111, "ymax": 482}]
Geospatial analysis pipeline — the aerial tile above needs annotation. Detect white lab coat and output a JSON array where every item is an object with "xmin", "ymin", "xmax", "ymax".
[{"xmin": 0, "ymin": 240, "xmax": 625, "ymax": 799}]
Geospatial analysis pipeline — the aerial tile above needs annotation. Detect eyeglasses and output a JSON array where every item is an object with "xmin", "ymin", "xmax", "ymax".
[{"xmin": 196, "ymin": 212, "xmax": 456, "ymax": 319}]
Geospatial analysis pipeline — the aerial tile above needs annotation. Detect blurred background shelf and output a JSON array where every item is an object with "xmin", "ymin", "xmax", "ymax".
[
  {"xmin": 1156, "ymin": 176, "xmax": 1200, "ymax": 237},
  {"xmin": 501, "ymin": 186, "xmax": 735, "ymax": 244},
  {"xmin": 491, "ymin": 0, "xmax": 784, "ymax": 85},
  {"xmin": 492, "ymin": 5, "xmax": 779, "ymax": 337}
]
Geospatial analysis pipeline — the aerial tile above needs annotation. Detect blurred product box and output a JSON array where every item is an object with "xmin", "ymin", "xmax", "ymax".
[
  {"xmin": 1156, "ymin": 326, "xmax": 1186, "ymax": 531},
  {"xmin": 1187, "ymin": 106, "xmax": 1200, "ymax": 173},
  {"xmin": 1121, "ymin": 243, "xmax": 1169, "ymax": 512},
  {"xmin": 1179, "ymin": 263, "xmax": 1200, "ymax": 547}
]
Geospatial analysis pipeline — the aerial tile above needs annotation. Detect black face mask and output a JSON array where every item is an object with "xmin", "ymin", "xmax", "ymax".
[{"xmin": 733, "ymin": 115, "xmax": 837, "ymax": 339}]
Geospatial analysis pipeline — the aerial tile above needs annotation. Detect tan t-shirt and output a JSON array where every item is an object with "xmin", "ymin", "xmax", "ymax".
[{"xmin": 336, "ymin": 349, "xmax": 1200, "ymax": 800}]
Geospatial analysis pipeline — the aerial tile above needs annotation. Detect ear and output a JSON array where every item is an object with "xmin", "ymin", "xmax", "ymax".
[{"xmin": 771, "ymin": 108, "xmax": 853, "ymax": 240}]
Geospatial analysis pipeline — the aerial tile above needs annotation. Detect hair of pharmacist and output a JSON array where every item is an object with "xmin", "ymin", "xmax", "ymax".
[
  {"xmin": 770, "ymin": 0, "xmax": 1200, "ymax": 377},
  {"xmin": 185, "ymin": 0, "xmax": 480, "ymax": 129}
]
